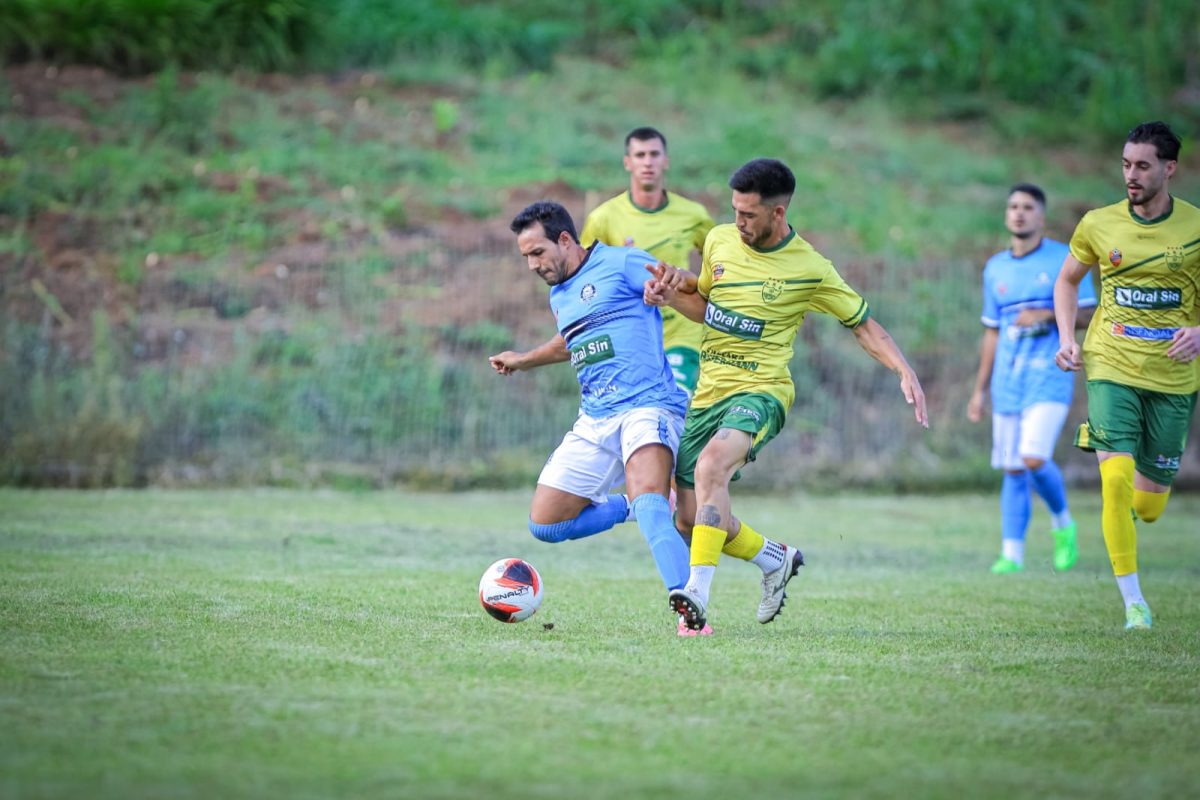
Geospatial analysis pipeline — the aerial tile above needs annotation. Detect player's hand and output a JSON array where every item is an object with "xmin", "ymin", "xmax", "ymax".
[
  {"xmin": 488, "ymin": 351, "xmax": 523, "ymax": 375},
  {"xmin": 966, "ymin": 389, "xmax": 985, "ymax": 423},
  {"xmin": 643, "ymin": 262, "xmax": 679, "ymax": 307},
  {"xmin": 901, "ymin": 371, "xmax": 929, "ymax": 429},
  {"xmin": 1055, "ymin": 341, "xmax": 1082, "ymax": 371},
  {"xmin": 1166, "ymin": 325, "xmax": 1200, "ymax": 363}
]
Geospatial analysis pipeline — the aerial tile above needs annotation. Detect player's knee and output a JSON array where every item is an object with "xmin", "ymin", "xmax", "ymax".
[
  {"xmin": 528, "ymin": 519, "xmax": 569, "ymax": 543},
  {"xmin": 1021, "ymin": 456, "xmax": 1045, "ymax": 471},
  {"xmin": 1133, "ymin": 493, "xmax": 1168, "ymax": 523}
]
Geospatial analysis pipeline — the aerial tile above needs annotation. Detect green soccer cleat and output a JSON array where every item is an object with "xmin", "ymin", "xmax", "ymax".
[
  {"xmin": 1052, "ymin": 522, "xmax": 1079, "ymax": 571},
  {"xmin": 990, "ymin": 557, "xmax": 1024, "ymax": 574},
  {"xmin": 1125, "ymin": 602, "xmax": 1152, "ymax": 630}
]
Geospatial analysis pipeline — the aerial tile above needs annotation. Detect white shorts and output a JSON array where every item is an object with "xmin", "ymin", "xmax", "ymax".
[
  {"xmin": 991, "ymin": 402, "xmax": 1070, "ymax": 470},
  {"xmin": 537, "ymin": 406, "xmax": 685, "ymax": 504}
]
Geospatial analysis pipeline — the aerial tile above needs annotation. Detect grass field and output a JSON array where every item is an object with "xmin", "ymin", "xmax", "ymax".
[{"xmin": 2, "ymin": 487, "xmax": 1199, "ymax": 799}]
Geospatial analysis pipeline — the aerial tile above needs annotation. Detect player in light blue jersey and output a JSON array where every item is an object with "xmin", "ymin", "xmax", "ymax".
[
  {"xmin": 489, "ymin": 201, "xmax": 703, "ymax": 635},
  {"xmin": 968, "ymin": 184, "xmax": 1096, "ymax": 573}
]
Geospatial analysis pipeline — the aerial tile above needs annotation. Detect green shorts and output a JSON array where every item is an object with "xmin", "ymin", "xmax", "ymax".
[
  {"xmin": 675, "ymin": 393, "xmax": 785, "ymax": 488},
  {"xmin": 1076, "ymin": 379, "xmax": 1197, "ymax": 485},
  {"xmin": 665, "ymin": 346, "xmax": 699, "ymax": 396}
]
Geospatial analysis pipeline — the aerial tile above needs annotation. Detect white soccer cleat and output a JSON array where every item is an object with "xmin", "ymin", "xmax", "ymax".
[
  {"xmin": 757, "ymin": 546, "xmax": 804, "ymax": 624},
  {"xmin": 669, "ymin": 587, "xmax": 707, "ymax": 631}
]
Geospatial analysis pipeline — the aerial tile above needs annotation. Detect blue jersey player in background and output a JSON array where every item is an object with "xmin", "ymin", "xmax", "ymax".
[
  {"xmin": 489, "ymin": 201, "xmax": 706, "ymax": 635},
  {"xmin": 968, "ymin": 184, "xmax": 1097, "ymax": 574}
]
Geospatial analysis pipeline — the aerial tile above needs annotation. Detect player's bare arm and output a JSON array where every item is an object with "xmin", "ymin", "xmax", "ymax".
[
  {"xmin": 1053, "ymin": 254, "xmax": 1092, "ymax": 371},
  {"xmin": 851, "ymin": 318, "xmax": 929, "ymax": 428},
  {"xmin": 488, "ymin": 334, "xmax": 569, "ymax": 375},
  {"xmin": 966, "ymin": 326, "xmax": 999, "ymax": 423},
  {"xmin": 1167, "ymin": 325, "xmax": 1200, "ymax": 363}
]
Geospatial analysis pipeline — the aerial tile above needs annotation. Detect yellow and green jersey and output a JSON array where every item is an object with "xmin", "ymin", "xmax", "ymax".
[
  {"xmin": 1069, "ymin": 197, "xmax": 1200, "ymax": 394},
  {"xmin": 693, "ymin": 224, "xmax": 869, "ymax": 413},
  {"xmin": 581, "ymin": 191, "xmax": 715, "ymax": 352}
]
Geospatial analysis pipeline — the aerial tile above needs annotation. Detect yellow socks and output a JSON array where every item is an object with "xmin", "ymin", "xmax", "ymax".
[
  {"xmin": 722, "ymin": 520, "xmax": 766, "ymax": 561},
  {"xmin": 690, "ymin": 524, "xmax": 727, "ymax": 567},
  {"xmin": 1134, "ymin": 489, "xmax": 1169, "ymax": 523},
  {"xmin": 1099, "ymin": 456, "xmax": 1137, "ymax": 576}
]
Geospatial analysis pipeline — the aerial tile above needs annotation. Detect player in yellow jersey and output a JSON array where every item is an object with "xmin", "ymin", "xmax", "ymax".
[
  {"xmin": 645, "ymin": 158, "xmax": 930, "ymax": 632},
  {"xmin": 581, "ymin": 127, "xmax": 715, "ymax": 397},
  {"xmin": 1054, "ymin": 121, "xmax": 1200, "ymax": 631}
]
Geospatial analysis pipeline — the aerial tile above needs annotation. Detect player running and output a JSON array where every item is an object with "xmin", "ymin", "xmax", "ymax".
[
  {"xmin": 646, "ymin": 158, "xmax": 929, "ymax": 632},
  {"xmin": 489, "ymin": 201, "xmax": 705, "ymax": 635},
  {"xmin": 581, "ymin": 127, "xmax": 715, "ymax": 397},
  {"xmin": 1054, "ymin": 120, "xmax": 1200, "ymax": 630},
  {"xmin": 967, "ymin": 183, "xmax": 1096, "ymax": 574}
]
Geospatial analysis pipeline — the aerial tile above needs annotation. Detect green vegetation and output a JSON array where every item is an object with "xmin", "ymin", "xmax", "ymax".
[
  {"xmin": 2, "ymin": 3, "xmax": 1198, "ymax": 488},
  {"xmin": 2, "ymin": 488, "xmax": 1199, "ymax": 798}
]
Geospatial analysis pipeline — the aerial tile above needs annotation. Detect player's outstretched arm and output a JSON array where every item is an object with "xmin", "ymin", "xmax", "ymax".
[
  {"xmin": 851, "ymin": 318, "xmax": 929, "ymax": 428},
  {"xmin": 489, "ymin": 334, "xmax": 569, "ymax": 375},
  {"xmin": 1053, "ymin": 254, "xmax": 1091, "ymax": 371}
]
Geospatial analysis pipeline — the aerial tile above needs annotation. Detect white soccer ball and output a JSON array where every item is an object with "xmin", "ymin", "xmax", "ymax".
[{"xmin": 478, "ymin": 558, "xmax": 544, "ymax": 623}]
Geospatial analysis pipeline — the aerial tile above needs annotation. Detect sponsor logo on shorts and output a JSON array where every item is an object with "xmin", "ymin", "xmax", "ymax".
[
  {"xmin": 1109, "ymin": 322, "xmax": 1179, "ymax": 341},
  {"xmin": 1109, "ymin": 248, "xmax": 1122, "ymax": 267},
  {"xmin": 705, "ymin": 301, "xmax": 766, "ymax": 340},
  {"xmin": 1114, "ymin": 286, "xmax": 1181, "ymax": 309},
  {"xmin": 570, "ymin": 334, "xmax": 615, "ymax": 369},
  {"xmin": 1006, "ymin": 321, "xmax": 1051, "ymax": 340},
  {"xmin": 1155, "ymin": 454, "xmax": 1180, "ymax": 472},
  {"xmin": 729, "ymin": 404, "xmax": 762, "ymax": 422}
]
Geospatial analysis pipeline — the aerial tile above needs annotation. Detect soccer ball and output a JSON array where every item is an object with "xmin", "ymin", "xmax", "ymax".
[{"xmin": 478, "ymin": 558, "xmax": 543, "ymax": 623}]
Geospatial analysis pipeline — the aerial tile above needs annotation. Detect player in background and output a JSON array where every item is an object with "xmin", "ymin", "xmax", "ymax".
[
  {"xmin": 967, "ymin": 184, "xmax": 1096, "ymax": 574},
  {"xmin": 581, "ymin": 127, "xmax": 715, "ymax": 398},
  {"xmin": 645, "ymin": 158, "xmax": 929, "ymax": 632},
  {"xmin": 489, "ymin": 201, "xmax": 708, "ymax": 636},
  {"xmin": 1054, "ymin": 120, "xmax": 1200, "ymax": 630}
]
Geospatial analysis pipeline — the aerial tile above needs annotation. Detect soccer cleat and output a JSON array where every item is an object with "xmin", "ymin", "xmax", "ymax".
[
  {"xmin": 757, "ymin": 546, "xmax": 805, "ymax": 624},
  {"xmin": 990, "ymin": 557, "xmax": 1024, "ymax": 574},
  {"xmin": 677, "ymin": 616, "xmax": 713, "ymax": 637},
  {"xmin": 669, "ymin": 587, "xmax": 707, "ymax": 631},
  {"xmin": 1052, "ymin": 522, "xmax": 1079, "ymax": 571},
  {"xmin": 1124, "ymin": 602, "xmax": 1152, "ymax": 630}
]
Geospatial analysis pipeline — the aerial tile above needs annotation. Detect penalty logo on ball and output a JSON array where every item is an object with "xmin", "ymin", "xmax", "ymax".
[{"xmin": 478, "ymin": 558, "xmax": 543, "ymax": 623}]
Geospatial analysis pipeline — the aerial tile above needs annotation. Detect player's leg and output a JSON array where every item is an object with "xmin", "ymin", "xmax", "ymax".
[
  {"xmin": 1079, "ymin": 381, "xmax": 1152, "ymax": 628},
  {"xmin": 1131, "ymin": 388, "xmax": 1196, "ymax": 524},
  {"xmin": 1019, "ymin": 402, "xmax": 1076, "ymax": 570},
  {"xmin": 620, "ymin": 407, "xmax": 690, "ymax": 594},
  {"xmin": 527, "ymin": 416, "xmax": 628, "ymax": 543},
  {"xmin": 990, "ymin": 413, "xmax": 1029, "ymax": 572}
]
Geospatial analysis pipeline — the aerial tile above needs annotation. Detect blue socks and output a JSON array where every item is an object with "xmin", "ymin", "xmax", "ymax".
[
  {"xmin": 1029, "ymin": 460, "xmax": 1068, "ymax": 516},
  {"xmin": 631, "ymin": 493, "xmax": 690, "ymax": 591},
  {"xmin": 528, "ymin": 495, "xmax": 629, "ymax": 543},
  {"xmin": 1000, "ymin": 470, "xmax": 1031, "ymax": 542}
]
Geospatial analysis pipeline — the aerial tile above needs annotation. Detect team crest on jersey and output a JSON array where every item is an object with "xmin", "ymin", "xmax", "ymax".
[
  {"xmin": 1165, "ymin": 246, "xmax": 1185, "ymax": 270},
  {"xmin": 761, "ymin": 277, "xmax": 785, "ymax": 302},
  {"xmin": 1109, "ymin": 248, "xmax": 1122, "ymax": 267},
  {"xmin": 580, "ymin": 283, "xmax": 597, "ymax": 303},
  {"xmin": 712, "ymin": 263, "xmax": 725, "ymax": 281}
]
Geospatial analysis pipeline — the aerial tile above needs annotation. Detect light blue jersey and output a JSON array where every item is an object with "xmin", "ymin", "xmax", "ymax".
[
  {"xmin": 550, "ymin": 242, "xmax": 688, "ymax": 419},
  {"xmin": 981, "ymin": 238, "xmax": 1097, "ymax": 413}
]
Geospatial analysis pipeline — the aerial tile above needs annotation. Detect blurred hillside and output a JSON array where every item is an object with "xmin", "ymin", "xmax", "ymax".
[{"xmin": 2, "ymin": 1, "xmax": 1199, "ymax": 489}]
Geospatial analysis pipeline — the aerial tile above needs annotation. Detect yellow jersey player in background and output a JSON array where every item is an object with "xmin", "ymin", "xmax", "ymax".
[
  {"xmin": 581, "ymin": 127, "xmax": 715, "ymax": 397},
  {"xmin": 646, "ymin": 158, "xmax": 929, "ymax": 633},
  {"xmin": 1054, "ymin": 120, "xmax": 1200, "ymax": 631}
]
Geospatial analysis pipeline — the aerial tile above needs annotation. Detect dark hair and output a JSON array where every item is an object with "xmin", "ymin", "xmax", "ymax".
[
  {"xmin": 729, "ymin": 158, "xmax": 795, "ymax": 205},
  {"xmin": 1008, "ymin": 183, "xmax": 1046, "ymax": 208},
  {"xmin": 1127, "ymin": 121, "xmax": 1182, "ymax": 162},
  {"xmin": 625, "ymin": 126, "xmax": 667, "ymax": 151},
  {"xmin": 510, "ymin": 201, "xmax": 579, "ymax": 243}
]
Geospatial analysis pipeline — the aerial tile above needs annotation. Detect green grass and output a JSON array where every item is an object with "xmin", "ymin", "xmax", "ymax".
[{"xmin": 2, "ymin": 488, "xmax": 1199, "ymax": 798}]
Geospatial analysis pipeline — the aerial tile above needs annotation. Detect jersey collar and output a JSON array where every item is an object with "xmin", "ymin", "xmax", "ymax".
[
  {"xmin": 627, "ymin": 190, "xmax": 670, "ymax": 213},
  {"xmin": 1127, "ymin": 196, "xmax": 1174, "ymax": 225}
]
